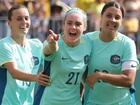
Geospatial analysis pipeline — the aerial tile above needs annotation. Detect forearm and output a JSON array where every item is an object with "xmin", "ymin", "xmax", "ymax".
[
  {"xmin": 98, "ymin": 71, "xmax": 136, "ymax": 87},
  {"xmin": 44, "ymin": 44, "xmax": 58, "ymax": 56},
  {"xmin": 11, "ymin": 69, "xmax": 37, "ymax": 82}
]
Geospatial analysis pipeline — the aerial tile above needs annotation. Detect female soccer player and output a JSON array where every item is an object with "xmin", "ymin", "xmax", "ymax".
[
  {"xmin": 84, "ymin": 1, "xmax": 139, "ymax": 105},
  {"xmin": 39, "ymin": 8, "xmax": 92, "ymax": 105},
  {"xmin": 0, "ymin": 5, "xmax": 49, "ymax": 105}
]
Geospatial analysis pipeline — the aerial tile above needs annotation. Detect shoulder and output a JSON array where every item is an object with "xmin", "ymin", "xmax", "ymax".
[
  {"xmin": 81, "ymin": 34, "xmax": 91, "ymax": 43},
  {"xmin": 118, "ymin": 32, "xmax": 135, "ymax": 44},
  {"xmin": 28, "ymin": 38, "xmax": 43, "ymax": 48},
  {"xmin": 0, "ymin": 36, "xmax": 11, "ymax": 44},
  {"xmin": 84, "ymin": 31, "xmax": 100, "ymax": 40},
  {"xmin": 0, "ymin": 36, "xmax": 12, "ymax": 49}
]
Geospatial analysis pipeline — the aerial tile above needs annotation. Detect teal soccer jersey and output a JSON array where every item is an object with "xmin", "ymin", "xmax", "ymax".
[
  {"xmin": 84, "ymin": 31, "xmax": 138, "ymax": 105},
  {"xmin": 39, "ymin": 35, "xmax": 92, "ymax": 105},
  {"xmin": 0, "ymin": 36, "xmax": 44, "ymax": 105}
]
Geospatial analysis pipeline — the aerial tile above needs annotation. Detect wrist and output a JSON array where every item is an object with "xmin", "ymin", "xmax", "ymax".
[
  {"xmin": 48, "ymin": 43, "xmax": 59, "ymax": 53},
  {"xmin": 33, "ymin": 75, "xmax": 38, "ymax": 82},
  {"xmin": 96, "ymin": 72, "xmax": 103, "ymax": 81},
  {"xmin": 44, "ymin": 45, "xmax": 54, "ymax": 56}
]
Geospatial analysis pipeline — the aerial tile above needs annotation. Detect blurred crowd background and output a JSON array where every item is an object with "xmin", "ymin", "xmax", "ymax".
[
  {"xmin": 0, "ymin": 0, "xmax": 140, "ymax": 104},
  {"xmin": 1, "ymin": 0, "xmax": 140, "ymax": 55},
  {"xmin": 0, "ymin": 0, "xmax": 140, "ymax": 55}
]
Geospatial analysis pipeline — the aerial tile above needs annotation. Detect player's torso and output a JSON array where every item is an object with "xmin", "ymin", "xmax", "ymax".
[{"xmin": 1, "ymin": 37, "xmax": 43, "ymax": 105}]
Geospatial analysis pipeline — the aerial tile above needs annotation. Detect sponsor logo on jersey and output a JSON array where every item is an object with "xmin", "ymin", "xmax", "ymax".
[
  {"xmin": 32, "ymin": 56, "xmax": 39, "ymax": 65},
  {"xmin": 110, "ymin": 55, "xmax": 120, "ymax": 64}
]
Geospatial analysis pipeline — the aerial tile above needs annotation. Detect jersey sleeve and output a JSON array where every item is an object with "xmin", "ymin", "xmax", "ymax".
[
  {"xmin": 122, "ymin": 39, "xmax": 139, "ymax": 64},
  {"xmin": 0, "ymin": 43, "xmax": 14, "ymax": 67}
]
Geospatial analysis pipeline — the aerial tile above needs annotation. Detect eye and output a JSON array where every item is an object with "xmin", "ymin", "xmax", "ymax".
[
  {"xmin": 67, "ymin": 22, "xmax": 72, "ymax": 25},
  {"xmin": 75, "ymin": 22, "xmax": 82, "ymax": 27},
  {"xmin": 106, "ymin": 14, "xmax": 112, "ymax": 18},
  {"xmin": 115, "ymin": 15, "xmax": 121, "ymax": 20},
  {"xmin": 17, "ymin": 17, "xmax": 23, "ymax": 21},
  {"xmin": 16, "ymin": 16, "xmax": 29, "ymax": 21},
  {"xmin": 25, "ymin": 16, "xmax": 29, "ymax": 21}
]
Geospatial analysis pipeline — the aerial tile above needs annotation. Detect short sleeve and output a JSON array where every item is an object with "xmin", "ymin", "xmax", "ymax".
[
  {"xmin": 0, "ymin": 43, "xmax": 14, "ymax": 66},
  {"xmin": 122, "ymin": 39, "xmax": 139, "ymax": 64}
]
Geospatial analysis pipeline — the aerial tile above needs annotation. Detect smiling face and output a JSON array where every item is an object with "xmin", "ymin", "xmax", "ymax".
[
  {"xmin": 100, "ymin": 6, "xmax": 123, "ymax": 35},
  {"xmin": 62, "ymin": 13, "xmax": 85, "ymax": 46},
  {"xmin": 8, "ymin": 7, "xmax": 30, "ymax": 37}
]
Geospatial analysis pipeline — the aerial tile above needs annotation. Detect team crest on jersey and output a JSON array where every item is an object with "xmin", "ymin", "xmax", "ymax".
[
  {"xmin": 84, "ymin": 55, "xmax": 89, "ymax": 64},
  {"xmin": 32, "ymin": 56, "xmax": 39, "ymax": 65},
  {"xmin": 110, "ymin": 55, "xmax": 120, "ymax": 64}
]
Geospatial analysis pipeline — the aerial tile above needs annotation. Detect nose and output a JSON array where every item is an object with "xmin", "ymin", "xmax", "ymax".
[
  {"xmin": 111, "ymin": 17, "xmax": 116, "ymax": 22},
  {"xmin": 22, "ymin": 18, "xmax": 30, "ymax": 26},
  {"xmin": 71, "ymin": 24, "xmax": 76, "ymax": 29},
  {"xmin": 22, "ymin": 18, "xmax": 27, "ymax": 23}
]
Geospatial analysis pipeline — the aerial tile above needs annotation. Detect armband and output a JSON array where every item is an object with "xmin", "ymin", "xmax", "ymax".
[{"xmin": 122, "ymin": 61, "xmax": 137, "ymax": 71}]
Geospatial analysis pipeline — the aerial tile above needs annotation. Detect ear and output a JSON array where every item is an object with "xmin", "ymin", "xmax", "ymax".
[
  {"xmin": 8, "ymin": 20, "xmax": 11, "ymax": 26},
  {"xmin": 8, "ymin": 20, "xmax": 10, "ymax": 25}
]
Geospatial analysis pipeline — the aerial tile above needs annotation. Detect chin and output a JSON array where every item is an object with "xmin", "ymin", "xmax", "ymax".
[
  {"xmin": 20, "ymin": 32, "xmax": 27, "ymax": 36},
  {"xmin": 23, "ymin": 30, "xmax": 29, "ymax": 34},
  {"xmin": 106, "ymin": 29, "xmax": 116, "ymax": 33}
]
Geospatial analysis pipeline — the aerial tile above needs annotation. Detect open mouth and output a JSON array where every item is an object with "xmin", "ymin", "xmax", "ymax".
[
  {"xmin": 20, "ymin": 24, "xmax": 29, "ymax": 29},
  {"xmin": 20, "ymin": 27, "xmax": 26, "ymax": 29},
  {"xmin": 106, "ymin": 23, "xmax": 117, "ymax": 30},
  {"xmin": 69, "ymin": 32, "xmax": 77, "ymax": 37}
]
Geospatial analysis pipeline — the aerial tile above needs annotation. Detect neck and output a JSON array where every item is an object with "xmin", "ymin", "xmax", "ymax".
[
  {"xmin": 99, "ymin": 31, "xmax": 117, "ymax": 42},
  {"xmin": 62, "ymin": 36, "xmax": 80, "ymax": 47},
  {"xmin": 11, "ymin": 35, "xmax": 26, "ymax": 47}
]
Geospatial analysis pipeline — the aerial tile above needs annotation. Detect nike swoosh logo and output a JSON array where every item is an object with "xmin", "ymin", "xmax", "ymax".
[
  {"xmin": 131, "ymin": 65, "xmax": 137, "ymax": 67},
  {"xmin": 62, "ymin": 57, "xmax": 69, "ymax": 60}
]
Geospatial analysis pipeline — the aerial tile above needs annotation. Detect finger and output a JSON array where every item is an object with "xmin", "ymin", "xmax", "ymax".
[
  {"xmin": 39, "ymin": 74, "xmax": 50, "ymax": 81},
  {"xmin": 39, "ymin": 80, "xmax": 50, "ymax": 86},
  {"xmin": 38, "ymin": 78, "xmax": 51, "ymax": 86},
  {"xmin": 47, "ymin": 34, "xmax": 55, "ymax": 43},
  {"xmin": 39, "ymin": 72, "xmax": 50, "ymax": 78},
  {"xmin": 54, "ymin": 35, "xmax": 59, "ymax": 41},
  {"xmin": 49, "ymin": 29, "xmax": 59, "ymax": 41},
  {"xmin": 49, "ymin": 29, "xmax": 55, "ymax": 35},
  {"xmin": 41, "ymin": 74, "xmax": 50, "ymax": 78}
]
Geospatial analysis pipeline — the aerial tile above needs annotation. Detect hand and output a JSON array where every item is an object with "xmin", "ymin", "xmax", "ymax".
[
  {"xmin": 36, "ymin": 71, "xmax": 51, "ymax": 86},
  {"xmin": 48, "ymin": 30, "xmax": 59, "ymax": 42},
  {"xmin": 86, "ymin": 72, "xmax": 101, "ymax": 89},
  {"xmin": 47, "ymin": 29, "xmax": 59, "ymax": 53}
]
